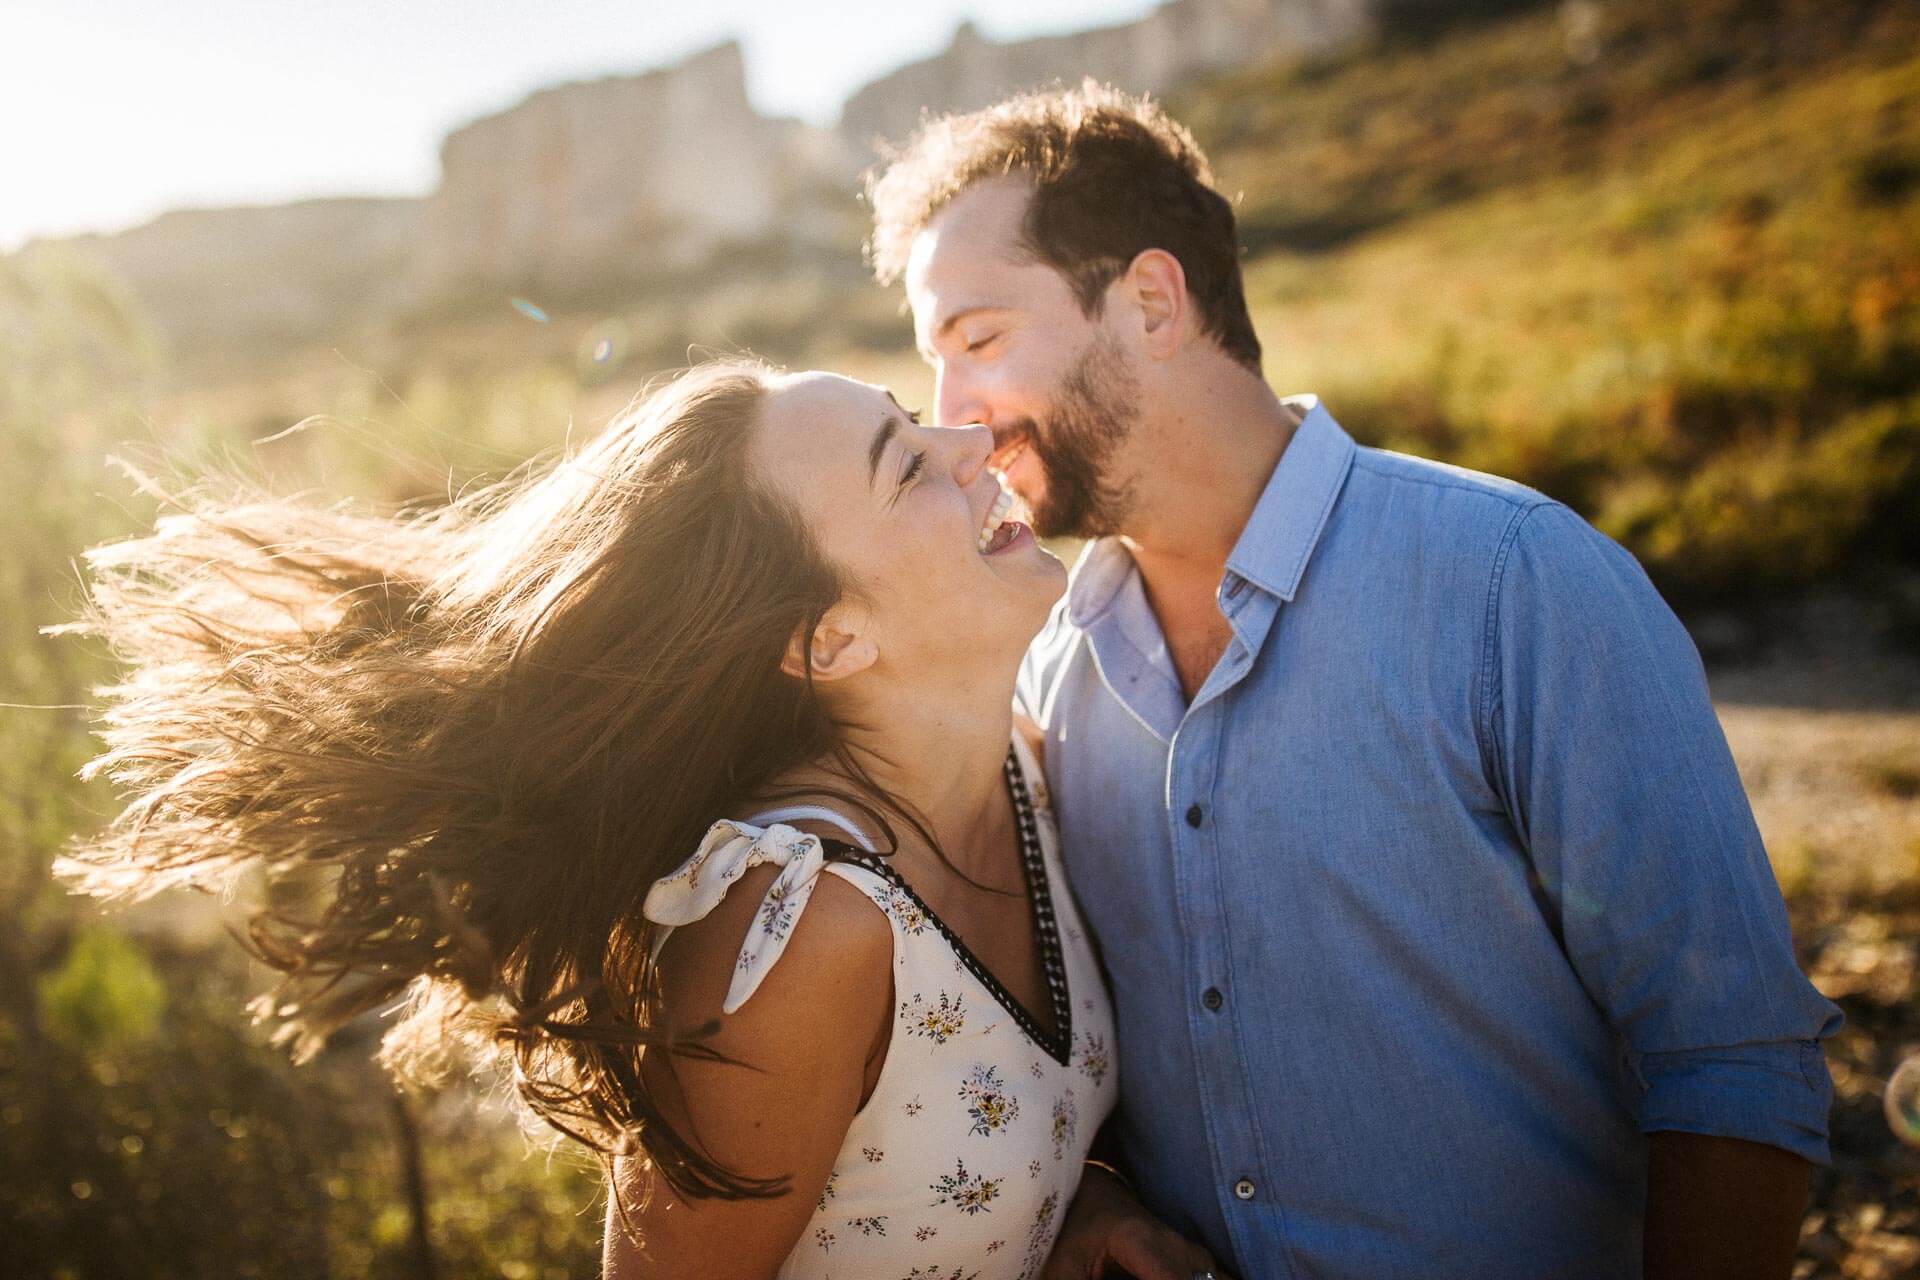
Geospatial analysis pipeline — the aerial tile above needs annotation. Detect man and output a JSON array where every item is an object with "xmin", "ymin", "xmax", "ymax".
[{"xmin": 866, "ymin": 83, "xmax": 1841, "ymax": 1280}]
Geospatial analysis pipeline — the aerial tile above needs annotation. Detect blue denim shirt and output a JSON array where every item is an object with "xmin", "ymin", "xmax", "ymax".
[{"xmin": 1016, "ymin": 397, "xmax": 1841, "ymax": 1280}]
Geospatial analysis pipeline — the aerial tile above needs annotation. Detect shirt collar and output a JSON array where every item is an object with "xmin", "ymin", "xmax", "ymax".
[
  {"xmin": 1064, "ymin": 537, "xmax": 1133, "ymax": 629},
  {"xmin": 1065, "ymin": 395, "xmax": 1355, "ymax": 627},
  {"xmin": 1224, "ymin": 395, "xmax": 1355, "ymax": 603}
]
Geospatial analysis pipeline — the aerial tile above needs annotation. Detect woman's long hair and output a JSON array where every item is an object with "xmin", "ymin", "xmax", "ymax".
[{"xmin": 54, "ymin": 358, "xmax": 917, "ymax": 1205}]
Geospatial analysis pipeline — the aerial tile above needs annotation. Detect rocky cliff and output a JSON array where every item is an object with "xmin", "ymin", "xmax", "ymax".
[
  {"xmin": 415, "ymin": 41, "xmax": 860, "ymax": 299},
  {"xmin": 24, "ymin": 1, "xmax": 1379, "ymax": 350},
  {"xmin": 838, "ymin": 0, "xmax": 1377, "ymax": 150}
]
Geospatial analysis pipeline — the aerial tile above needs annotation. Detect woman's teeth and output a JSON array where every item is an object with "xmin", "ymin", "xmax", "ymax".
[{"xmin": 977, "ymin": 487, "xmax": 1015, "ymax": 553}]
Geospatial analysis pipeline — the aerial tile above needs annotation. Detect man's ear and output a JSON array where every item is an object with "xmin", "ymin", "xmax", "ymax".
[
  {"xmin": 780, "ymin": 612, "xmax": 879, "ymax": 683},
  {"xmin": 1122, "ymin": 248, "xmax": 1189, "ymax": 359}
]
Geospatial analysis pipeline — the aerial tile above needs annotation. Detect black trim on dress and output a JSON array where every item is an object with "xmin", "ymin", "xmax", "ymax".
[{"xmin": 822, "ymin": 749, "xmax": 1075, "ymax": 1067}]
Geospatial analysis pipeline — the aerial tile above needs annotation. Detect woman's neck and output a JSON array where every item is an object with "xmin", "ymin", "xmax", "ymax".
[{"xmin": 777, "ymin": 669, "xmax": 1020, "ymax": 884}]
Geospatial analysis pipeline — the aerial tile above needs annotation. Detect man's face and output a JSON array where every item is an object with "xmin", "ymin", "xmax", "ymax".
[{"xmin": 904, "ymin": 177, "xmax": 1141, "ymax": 540}]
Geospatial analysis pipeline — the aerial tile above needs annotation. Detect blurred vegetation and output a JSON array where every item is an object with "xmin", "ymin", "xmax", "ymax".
[
  {"xmin": 4, "ymin": 0, "xmax": 1918, "ymax": 1275},
  {"xmin": 1184, "ymin": 0, "xmax": 1920, "ymax": 608},
  {"xmin": 0, "ymin": 254, "xmax": 601, "ymax": 1279}
]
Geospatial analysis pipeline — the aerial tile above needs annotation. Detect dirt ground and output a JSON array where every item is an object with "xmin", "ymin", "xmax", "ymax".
[{"xmin": 1707, "ymin": 622, "xmax": 1920, "ymax": 1278}]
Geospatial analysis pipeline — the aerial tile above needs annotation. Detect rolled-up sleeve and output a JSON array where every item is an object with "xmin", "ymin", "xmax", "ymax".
[{"xmin": 1484, "ymin": 502, "xmax": 1843, "ymax": 1164}]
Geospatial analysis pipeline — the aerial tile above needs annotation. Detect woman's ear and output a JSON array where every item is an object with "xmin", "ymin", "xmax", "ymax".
[{"xmin": 780, "ymin": 613, "xmax": 879, "ymax": 683}]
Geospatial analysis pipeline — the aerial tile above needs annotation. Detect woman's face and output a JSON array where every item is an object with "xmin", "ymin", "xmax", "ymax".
[{"xmin": 749, "ymin": 371, "xmax": 1066, "ymax": 683}]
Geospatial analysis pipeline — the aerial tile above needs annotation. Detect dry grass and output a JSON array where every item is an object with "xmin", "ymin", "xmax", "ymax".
[{"xmin": 1710, "ymin": 643, "xmax": 1920, "ymax": 1276}]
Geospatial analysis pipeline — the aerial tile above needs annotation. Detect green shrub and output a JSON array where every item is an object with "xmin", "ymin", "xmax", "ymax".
[{"xmin": 36, "ymin": 930, "xmax": 166, "ymax": 1052}]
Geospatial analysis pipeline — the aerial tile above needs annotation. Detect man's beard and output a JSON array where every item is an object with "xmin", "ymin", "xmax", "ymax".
[{"xmin": 1010, "ymin": 336, "xmax": 1139, "ymax": 541}]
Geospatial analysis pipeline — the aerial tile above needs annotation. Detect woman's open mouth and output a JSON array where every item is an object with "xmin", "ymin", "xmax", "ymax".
[
  {"xmin": 981, "ymin": 519, "xmax": 1028, "ymax": 555},
  {"xmin": 976, "ymin": 483, "xmax": 1026, "ymax": 555}
]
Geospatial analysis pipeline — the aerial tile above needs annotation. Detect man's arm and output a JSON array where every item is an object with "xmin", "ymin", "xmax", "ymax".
[
  {"xmin": 1487, "ymin": 503, "xmax": 1841, "ymax": 1278},
  {"xmin": 1644, "ymin": 1132, "xmax": 1809, "ymax": 1280}
]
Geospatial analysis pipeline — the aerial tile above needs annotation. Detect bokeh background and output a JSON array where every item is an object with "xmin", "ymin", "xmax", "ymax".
[{"xmin": 3, "ymin": 0, "xmax": 1917, "ymax": 1275}]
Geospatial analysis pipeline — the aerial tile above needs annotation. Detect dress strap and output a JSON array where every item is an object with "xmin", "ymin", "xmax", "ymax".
[
  {"xmin": 642, "ymin": 819, "xmax": 866, "ymax": 1014},
  {"xmin": 740, "ymin": 804, "xmax": 880, "ymax": 853}
]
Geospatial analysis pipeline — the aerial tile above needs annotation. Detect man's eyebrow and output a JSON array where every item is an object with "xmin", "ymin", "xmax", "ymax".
[
  {"xmin": 867, "ymin": 413, "xmax": 898, "ymax": 489},
  {"xmin": 933, "ymin": 305, "xmax": 999, "ymax": 342}
]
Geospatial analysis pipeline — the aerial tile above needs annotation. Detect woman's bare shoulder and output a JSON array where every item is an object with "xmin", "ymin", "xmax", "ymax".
[
  {"xmin": 651, "ymin": 855, "xmax": 892, "ymax": 1041},
  {"xmin": 617, "ymin": 853, "xmax": 893, "ymax": 1278}
]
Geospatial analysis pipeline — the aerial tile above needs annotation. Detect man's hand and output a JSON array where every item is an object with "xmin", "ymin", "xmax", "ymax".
[{"xmin": 1042, "ymin": 1165, "xmax": 1229, "ymax": 1280}]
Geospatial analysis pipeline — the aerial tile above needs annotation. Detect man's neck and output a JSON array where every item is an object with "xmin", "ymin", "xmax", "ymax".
[{"xmin": 1119, "ymin": 359, "xmax": 1304, "ymax": 600}]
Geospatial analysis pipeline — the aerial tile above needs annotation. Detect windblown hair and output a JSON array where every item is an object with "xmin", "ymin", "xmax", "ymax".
[
  {"xmin": 865, "ymin": 79, "xmax": 1263, "ymax": 372},
  {"xmin": 55, "ymin": 359, "xmax": 909, "ymax": 1205}
]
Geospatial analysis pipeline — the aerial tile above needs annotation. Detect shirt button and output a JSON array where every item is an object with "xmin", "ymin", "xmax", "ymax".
[
  {"xmin": 1234, "ymin": 1178, "xmax": 1257, "ymax": 1201},
  {"xmin": 1185, "ymin": 804, "xmax": 1204, "ymax": 828},
  {"xmin": 1202, "ymin": 987, "xmax": 1224, "ymax": 1011}
]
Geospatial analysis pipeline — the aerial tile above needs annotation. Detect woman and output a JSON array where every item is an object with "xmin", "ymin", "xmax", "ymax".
[{"xmin": 58, "ymin": 360, "xmax": 1216, "ymax": 1278}]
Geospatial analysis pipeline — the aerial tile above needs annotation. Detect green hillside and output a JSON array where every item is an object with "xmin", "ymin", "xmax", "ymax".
[{"xmin": 1182, "ymin": 0, "xmax": 1920, "ymax": 605}]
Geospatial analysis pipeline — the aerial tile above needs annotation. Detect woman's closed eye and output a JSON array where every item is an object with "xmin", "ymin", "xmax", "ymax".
[
  {"xmin": 892, "ymin": 449, "xmax": 927, "ymax": 506},
  {"xmin": 964, "ymin": 332, "xmax": 999, "ymax": 355}
]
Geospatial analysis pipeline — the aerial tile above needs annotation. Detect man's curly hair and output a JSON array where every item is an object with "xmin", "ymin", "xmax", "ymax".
[{"xmin": 865, "ymin": 79, "xmax": 1262, "ymax": 372}]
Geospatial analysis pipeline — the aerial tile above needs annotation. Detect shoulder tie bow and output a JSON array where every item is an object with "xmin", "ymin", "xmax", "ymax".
[{"xmin": 641, "ymin": 819, "xmax": 838, "ymax": 1014}]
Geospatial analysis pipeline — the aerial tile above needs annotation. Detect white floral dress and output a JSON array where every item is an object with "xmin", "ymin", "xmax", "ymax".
[{"xmin": 642, "ymin": 733, "xmax": 1118, "ymax": 1280}]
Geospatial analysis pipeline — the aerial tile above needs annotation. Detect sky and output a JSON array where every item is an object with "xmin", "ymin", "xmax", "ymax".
[{"xmin": 0, "ymin": 0, "xmax": 1160, "ymax": 251}]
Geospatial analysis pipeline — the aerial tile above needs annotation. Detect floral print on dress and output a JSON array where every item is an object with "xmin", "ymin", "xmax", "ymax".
[
  {"xmin": 644, "ymin": 739, "xmax": 1115, "ymax": 1279},
  {"xmin": 959, "ymin": 1064, "xmax": 1019, "ymax": 1137},
  {"xmin": 758, "ymin": 878, "xmax": 799, "ymax": 941},
  {"xmin": 1018, "ymin": 1192, "xmax": 1061, "ymax": 1280},
  {"xmin": 1073, "ymin": 1031, "xmax": 1110, "ymax": 1087},
  {"xmin": 931, "ymin": 1159, "xmax": 1003, "ymax": 1215},
  {"xmin": 903, "ymin": 991, "xmax": 967, "ymax": 1043},
  {"xmin": 1050, "ymin": 1093, "xmax": 1077, "ymax": 1161},
  {"xmin": 871, "ymin": 883, "xmax": 931, "ymax": 935}
]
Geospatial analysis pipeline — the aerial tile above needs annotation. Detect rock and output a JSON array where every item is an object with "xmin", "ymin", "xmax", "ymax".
[
  {"xmin": 838, "ymin": 0, "xmax": 1378, "ymax": 152},
  {"xmin": 414, "ymin": 41, "xmax": 860, "ymax": 300}
]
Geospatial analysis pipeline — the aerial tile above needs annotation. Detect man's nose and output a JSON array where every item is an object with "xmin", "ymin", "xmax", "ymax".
[
  {"xmin": 946, "ymin": 422, "xmax": 993, "ymax": 488},
  {"xmin": 934, "ymin": 367, "xmax": 989, "ymax": 432}
]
